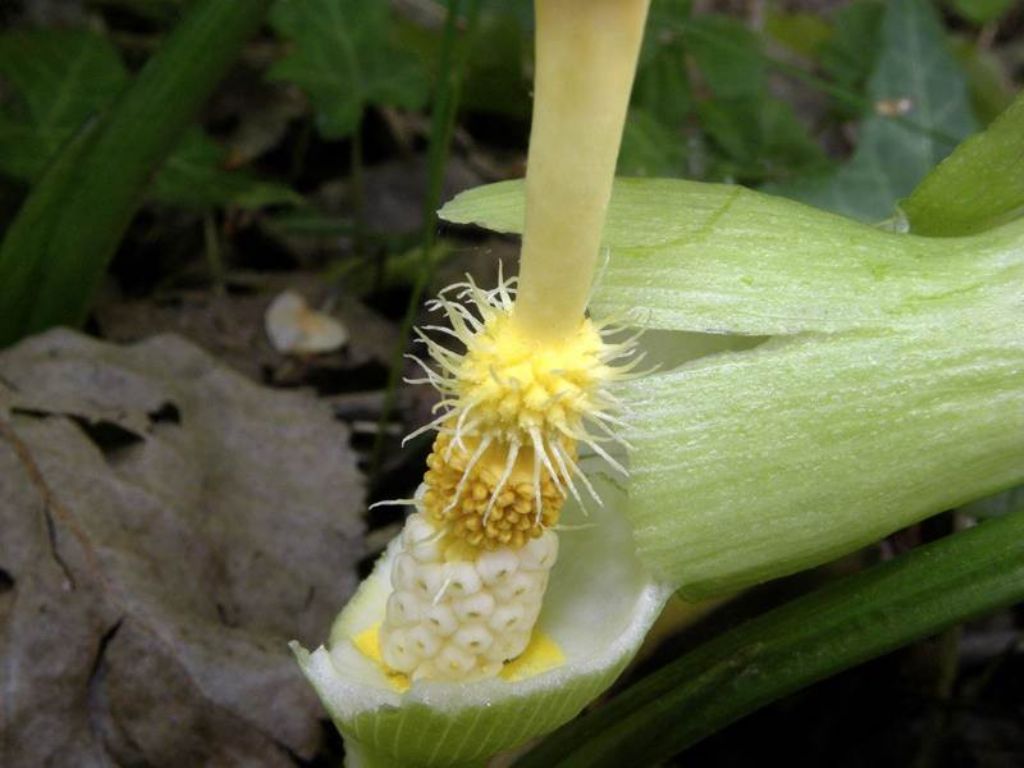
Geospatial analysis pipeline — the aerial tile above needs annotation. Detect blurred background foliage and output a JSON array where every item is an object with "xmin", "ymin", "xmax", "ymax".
[{"xmin": 0, "ymin": 0, "xmax": 1020, "ymax": 339}]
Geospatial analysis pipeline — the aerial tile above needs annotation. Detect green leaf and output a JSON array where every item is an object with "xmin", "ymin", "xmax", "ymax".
[
  {"xmin": 621, "ymin": 320, "xmax": 1024, "ymax": 595},
  {"xmin": 684, "ymin": 15, "xmax": 763, "ymax": 100},
  {"xmin": 770, "ymin": 0, "xmax": 978, "ymax": 222},
  {"xmin": 618, "ymin": 109, "xmax": 687, "ymax": 177},
  {"xmin": 953, "ymin": 37, "xmax": 1017, "ymax": 126},
  {"xmin": 458, "ymin": 10, "xmax": 532, "ymax": 119},
  {"xmin": 517, "ymin": 507, "xmax": 1024, "ymax": 767},
  {"xmin": 948, "ymin": 0, "xmax": 1017, "ymax": 24},
  {"xmin": 817, "ymin": 1, "xmax": 884, "ymax": 118},
  {"xmin": 765, "ymin": 11, "xmax": 833, "ymax": 58},
  {"xmin": 0, "ymin": 25, "xmax": 293, "ymax": 210},
  {"xmin": 0, "ymin": 113, "xmax": 52, "ymax": 181},
  {"xmin": 268, "ymin": 0, "xmax": 429, "ymax": 140},
  {"xmin": 0, "ymin": 0, "xmax": 274, "ymax": 346},
  {"xmin": 153, "ymin": 130, "xmax": 302, "ymax": 208},
  {"xmin": 439, "ymin": 178, "xmax": 1019, "ymax": 336},
  {"xmin": 901, "ymin": 92, "xmax": 1024, "ymax": 236},
  {"xmin": 0, "ymin": 28, "xmax": 128, "ymax": 180},
  {"xmin": 650, "ymin": 14, "xmax": 823, "ymax": 183},
  {"xmin": 440, "ymin": 177, "xmax": 1024, "ymax": 594},
  {"xmin": 632, "ymin": 23, "xmax": 692, "ymax": 130},
  {"xmin": 758, "ymin": 100, "xmax": 830, "ymax": 178},
  {"xmin": 682, "ymin": 15, "xmax": 764, "ymax": 176}
]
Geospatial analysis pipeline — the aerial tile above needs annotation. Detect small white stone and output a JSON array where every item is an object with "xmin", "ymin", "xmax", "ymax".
[
  {"xmin": 420, "ymin": 603, "xmax": 458, "ymax": 637},
  {"xmin": 265, "ymin": 290, "xmax": 348, "ymax": 354},
  {"xmin": 452, "ymin": 592, "xmax": 495, "ymax": 623},
  {"xmin": 385, "ymin": 590, "xmax": 421, "ymax": 627},
  {"xmin": 452, "ymin": 624, "xmax": 494, "ymax": 654},
  {"xmin": 476, "ymin": 549, "xmax": 518, "ymax": 586},
  {"xmin": 443, "ymin": 562, "xmax": 481, "ymax": 597},
  {"xmin": 489, "ymin": 603, "xmax": 526, "ymax": 633}
]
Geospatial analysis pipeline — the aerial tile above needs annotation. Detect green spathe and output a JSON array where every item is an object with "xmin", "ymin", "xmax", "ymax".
[
  {"xmin": 440, "ymin": 178, "xmax": 1024, "ymax": 595},
  {"xmin": 624, "ymin": 321, "xmax": 1023, "ymax": 595},
  {"xmin": 293, "ymin": 477, "xmax": 672, "ymax": 768},
  {"xmin": 440, "ymin": 178, "xmax": 1021, "ymax": 335}
]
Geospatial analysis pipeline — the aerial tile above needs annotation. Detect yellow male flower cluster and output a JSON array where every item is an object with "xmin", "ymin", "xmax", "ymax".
[
  {"xmin": 410, "ymin": 276, "xmax": 636, "ymax": 546},
  {"xmin": 375, "ymin": 274, "xmax": 639, "ymax": 681}
]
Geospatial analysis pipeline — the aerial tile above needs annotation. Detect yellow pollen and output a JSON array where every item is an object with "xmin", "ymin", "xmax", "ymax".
[
  {"xmin": 405, "ymin": 275, "xmax": 639, "ymax": 528},
  {"xmin": 457, "ymin": 310, "xmax": 609, "ymax": 442},
  {"xmin": 423, "ymin": 432, "xmax": 569, "ymax": 550}
]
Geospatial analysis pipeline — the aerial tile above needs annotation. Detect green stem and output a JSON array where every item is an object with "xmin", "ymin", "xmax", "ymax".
[
  {"xmin": 0, "ymin": 0, "xmax": 273, "ymax": 346},
  {"xmin": 370, "ymin": 0, "xmax": 481, "ymax": 482},
  {"xmin": 516, "ymin": 507, "xmax": 1024, "ymax": 767}
]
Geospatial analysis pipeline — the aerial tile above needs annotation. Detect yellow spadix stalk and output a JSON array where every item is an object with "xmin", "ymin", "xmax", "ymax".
[
  {"xmin": 516, "ymin": 0, "xmax": 652, "ymax": 342},
  {"xmin": 374, "ymin": 0, "xmax": 650, "ymax": 685}
]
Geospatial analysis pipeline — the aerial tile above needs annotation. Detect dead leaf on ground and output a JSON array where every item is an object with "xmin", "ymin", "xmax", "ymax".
[{"xmin": 0, "ymin": 329, "xmax": 365, "ymax": 767}]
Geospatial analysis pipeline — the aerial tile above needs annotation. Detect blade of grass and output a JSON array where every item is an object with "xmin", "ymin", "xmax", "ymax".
[
  {"xmin": 0, "ymin": 0, "xmax": 272, "ymax": 346},
  {"xmin": 516, "ymin": 506, "xmax": 1024, "ymax": 767}
]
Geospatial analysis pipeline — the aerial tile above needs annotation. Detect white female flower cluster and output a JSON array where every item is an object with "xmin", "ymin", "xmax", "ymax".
[
  {"xmin": 375, "ymin": 275, "xmax": 639, "ymax": 682},
  {"xmin": 381, "ymin": 512, "xmax": 559, "ymax": 682}
]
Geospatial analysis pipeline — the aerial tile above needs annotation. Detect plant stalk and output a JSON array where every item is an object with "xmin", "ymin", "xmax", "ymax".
[{"xmin": 512, "ymin": 0, "xmax": 650, "ymax": 342}]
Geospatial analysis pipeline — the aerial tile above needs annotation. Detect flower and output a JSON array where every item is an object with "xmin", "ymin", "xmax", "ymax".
[
  {"xmin": 292, "ymin": 0, "xmax": 660, "ymax": 764},
  {"xmin": 290, "ymin": 0, "xmax": 1024, "ymax": 763}
]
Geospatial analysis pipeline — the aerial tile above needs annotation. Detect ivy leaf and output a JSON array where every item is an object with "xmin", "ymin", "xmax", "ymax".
[
  {"xmin": 769, "ymin": 0, "xmax": 978, "ymax": 222},
  {"xmin": 268, "ymin": 0, "xmax": 429, "ymax": 140}
]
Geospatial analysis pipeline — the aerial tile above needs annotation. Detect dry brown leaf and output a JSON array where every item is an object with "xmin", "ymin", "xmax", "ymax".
[{"xmin": 0, "ymin": 329, "xmax": 364, "ymax": 766}]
